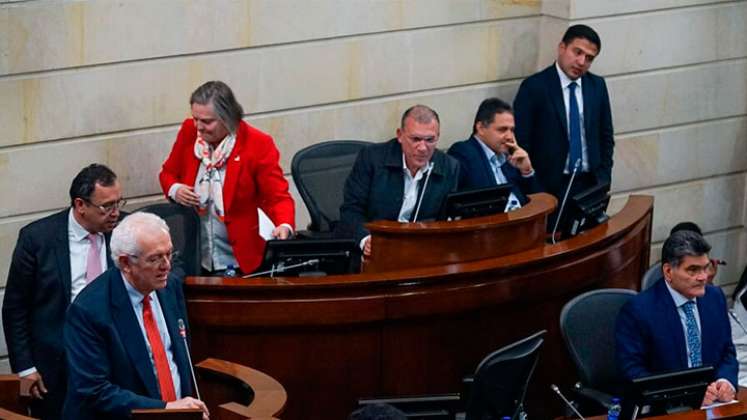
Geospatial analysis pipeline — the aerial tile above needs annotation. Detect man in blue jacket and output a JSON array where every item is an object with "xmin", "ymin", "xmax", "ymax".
[
  {"xmin": 63, "ymin": 212, "xmax": 209, "ymax": 419},
  {"xmin": 616, "ymin": 230, "xmax": 737, "ymax": 406},
  {"xmin": 448, "ymin": 97, "xmax": 541, "ymax": 209},
  {"xmin": 513, "ymin": 24, "xmax": 614, "ymax": 202}
]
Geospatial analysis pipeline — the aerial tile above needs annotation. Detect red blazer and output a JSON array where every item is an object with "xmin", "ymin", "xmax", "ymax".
[{"xmin": 160, "ymin": 118, "xmax": 295, "ymax": 273}]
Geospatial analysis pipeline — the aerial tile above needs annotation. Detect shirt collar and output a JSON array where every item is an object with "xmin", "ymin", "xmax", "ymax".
[
  {"xmin": 473, "ymin": 135, "xmax": 507, "ymax": 166},
  {"xmin": 68, "ymin": 208, "xmax": 96, "ymax": 242},
  {"xmin": 555, "ymin": 62, "xmax": 582, "ymax": 89},
  {"xmin": 665, "ymin": 280, "xmax": 696, "ymax": 307},
  {"xmin": 121, "ymin": 271, "xmax": 155, "ymax": 307},
  {"xmin": 401, "ymin": 153, "xmax": 429, "ymax": 180}
]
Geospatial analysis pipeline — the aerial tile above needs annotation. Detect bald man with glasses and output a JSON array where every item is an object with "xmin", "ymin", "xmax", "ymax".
[{"xmin": 3, "ymin": 163, "xmax": 125, "ymax": 419}]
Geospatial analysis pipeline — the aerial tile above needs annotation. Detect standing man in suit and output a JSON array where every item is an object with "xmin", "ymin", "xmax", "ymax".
[
  {"xmin": 63, "ymin": 212, "xmax": 209, "ymax": 419},
  {"xmin": 2, "ymin": 164, "xmax": 124, "ymax": 419},
  {"xmin": 513, "ymin": 24, "xmax": 614, "ymax": 202},
  {"xmin": 448, "ymin": 97, "xmax": 541, "ymax": 209},
  {"xmin": 337, "ymin": 104, "xmax": 460, "ymax": 257},
  {"xmin": 616, "ymin": 231, "xmax": 737, "ymax": 406}
]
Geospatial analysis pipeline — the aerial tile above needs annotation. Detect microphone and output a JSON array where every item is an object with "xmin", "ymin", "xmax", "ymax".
[
  {"xmin": 412, "ymin": 161, "xmax": 435, "ymax": 222},
  {"xmin": 551, "ymin": 158, "xmax": 582, "ymax": 244},
  {"xmin": 178, "ymin": 319, "xmax": 201, "ymax": 401},
  {"xmin": 551, "ymin": 384, "xmax": 586, "ymax": 420},
  {"xmin": 244, "ymin": 258, "xmax": 321, "ymax": 278}
]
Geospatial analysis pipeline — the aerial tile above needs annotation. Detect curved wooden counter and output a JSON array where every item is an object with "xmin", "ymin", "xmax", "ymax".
[{"xmin": 185, "ymin": 195, "xmax": 653, "ymax": 420}]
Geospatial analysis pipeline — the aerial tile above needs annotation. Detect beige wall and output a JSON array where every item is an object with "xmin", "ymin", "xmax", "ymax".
[{"xmin": 0, "ymin": 0, "xmax": 745, "ymax": 372}]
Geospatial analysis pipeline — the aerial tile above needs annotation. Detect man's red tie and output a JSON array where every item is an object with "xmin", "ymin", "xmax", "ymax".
[{"xmin": 142, "ymin": 295, "xmax": 177, "ymax": 401}]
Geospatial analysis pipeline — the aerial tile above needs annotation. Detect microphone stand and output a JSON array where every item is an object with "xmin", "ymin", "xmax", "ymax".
[
  {"xmin": 243, "ymin": 258, "xmax": 321, "ymax": 278},
  {"xmin": 551, "ymin": 159, "xmax": 581, "ymax": 244},
  {"xmin": 551, "ymin": 384, "xmax": 586, "ymax": 420},
  {"xmin": 178, "ymin": 319, "xmax": 201, "ymax": 401}
]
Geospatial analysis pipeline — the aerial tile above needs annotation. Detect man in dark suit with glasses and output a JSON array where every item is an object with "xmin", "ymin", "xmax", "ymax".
[{"xmin": 3, "ymin": 163, "xmax": 125, "ymax": 419}]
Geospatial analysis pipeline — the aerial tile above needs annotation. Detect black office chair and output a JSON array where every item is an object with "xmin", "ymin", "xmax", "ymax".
[
  {"xmin": 463, "ymin": 330, "xmax": 546, "ymax": 420},
  {"xmin": 135, "ymin": 202, "xmax": 201, "ymax": 276},
  {"xmin": 355, "ymin": 331, "xmax": 546, "ymax": 420},
  {"xmin": 641, "ymin": 262, "xmax": 662, "ymax": 291},
  {"xmin": 291, "ymin": 140, "xmax": 371, "ymax": 234},
  {"xmin": 559, "ymin": 288, "xmax": 637, "ymax": 414}
]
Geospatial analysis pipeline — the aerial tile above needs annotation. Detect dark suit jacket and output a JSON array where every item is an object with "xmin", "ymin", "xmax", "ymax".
[
  {"xmin": 62, "ymin": 268, "xmax": 193, "ymax": 420},
  {"xmin": 513, "ymin": 64, "xmax": 614, "ymax": 199},
  {"xmin": 337, "ymin": 138, "xmax": 460, "ymax": 243},
  {"xmin": 447, "ymin": 136, "xmax": 542, "ymax": 204},
  {"xmin": 2, "ymin": 209, "xmax": 113, "ymax": 418},
  {"xmin": 615, "ymin": 279, "xmax": 738, "ymax": 388}
]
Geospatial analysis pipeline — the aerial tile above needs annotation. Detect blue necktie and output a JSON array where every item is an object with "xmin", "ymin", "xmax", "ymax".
[
  {"xmin": 682, "ymin": 301, "xmax": 702, "ymax": 367},
  {"xmin": 568, "ymin": 82, "xmax": 582, "ymax": 171}
]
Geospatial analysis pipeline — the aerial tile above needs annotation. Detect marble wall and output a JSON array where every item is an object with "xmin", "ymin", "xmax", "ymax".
[{"xmin": 0, "ymin": 0, "xmax": 745, "ymax": 372}]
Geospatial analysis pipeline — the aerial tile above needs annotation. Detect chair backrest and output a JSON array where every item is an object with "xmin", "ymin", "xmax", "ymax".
[
  {"xmin": 560, "ymin": 288, "xmax": 637, "ymax": 392},
  {"xmin": 465, "ymin": 330, "xmax": 547, "ymax": 420},
  {"xmin": 135, "ymin": 202, "xmax": 201, "ymax": 276},
  {"xmin": 641, "ymin": 262, "xmax": 662, "ymax": 291},
  {"xmin": 291, "ymin": 140, "xmax": 372, "ymax": 232}
]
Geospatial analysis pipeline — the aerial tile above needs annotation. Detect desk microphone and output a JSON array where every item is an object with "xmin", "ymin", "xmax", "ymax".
[
  {"xmin": 551, "ymin": 384, "xmax": 586, "ymax": 420},
  {"xmin": 551, "ymin": 158, "xmax": 582, "ymax": 244},
  {"xmin": 412, "ymin": 161, "xmax": 435, "ymax": 222},
  {"xmin": 178, "ymin": 319, "xmax": 201, "ymax": 401}
]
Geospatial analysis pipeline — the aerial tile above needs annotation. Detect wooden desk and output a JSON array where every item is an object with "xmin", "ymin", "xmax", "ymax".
[
  {"xmin": 578, "ymin": 388, "xmax": 747, "ymax": 419},
  {"xmin": 185, "ymin": 194, "xmax": 653, "ymax": 420}
]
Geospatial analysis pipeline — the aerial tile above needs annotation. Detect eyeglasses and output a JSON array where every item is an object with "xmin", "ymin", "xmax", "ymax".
[
  {"xmin": 129, "ymin": 251, "xmax": 178, "ymax": 267},
  {"xmin": 84, "ymin": 198, "xmax": 127, "ymax": 215}
]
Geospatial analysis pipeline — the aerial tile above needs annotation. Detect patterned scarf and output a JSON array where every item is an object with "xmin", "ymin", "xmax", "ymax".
[{"xmin": 193, "ymin": 133, "xmax": 236, "ymax": 221}]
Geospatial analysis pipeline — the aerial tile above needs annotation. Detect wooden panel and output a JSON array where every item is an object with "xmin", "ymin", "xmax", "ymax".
[{"xmin": 185, "ymin": 195, "xmax": 653, "ymax": 419}]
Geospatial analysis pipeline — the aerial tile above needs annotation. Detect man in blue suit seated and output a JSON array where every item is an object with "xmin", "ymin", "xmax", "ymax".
[
  {"xmin": 447, "ymin": 97, "xmax": 541, "ymax": 210},
  {"xmin": 338, "ymin": 104, "xmax": 460, "ymax": 257},
  {"xmin": 63, "ymin": 212, "xmax": 210, "ymax": 419},
  {"xmin": 616, "ymin": 230, "xmax": 737, "ymax": 406}
]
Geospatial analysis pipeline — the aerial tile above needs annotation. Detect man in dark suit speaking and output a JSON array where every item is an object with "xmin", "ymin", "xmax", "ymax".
[
  {"xmin": 63, "ymin": 212, "xmax": 209, "ymax": 419},
  {"xmin": 3, "ymin": 164, "xmax": 124, "ymax": 419},
  {"xmin": 616, "ymin": 231, "xmax": 737, "ymax": 406},
  {"xmin": 337, "ymin": 104, "xmax": 460, "ymax": 257},
  {"xmin": 448, "ymin": 97, "xmax": 541, "ymax": 209},
  {"xmin": 513, "ymin": 24, "xmax": 614, "ymax": 202}
]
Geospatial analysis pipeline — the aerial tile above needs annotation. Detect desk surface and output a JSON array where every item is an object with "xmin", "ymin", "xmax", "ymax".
[
  {"xmin": 186, "ymin": 196, "xmax": 654, "ymax": 420},
  {"xmin": 580, "ymin": 388, "xmax": 747, "ymax": 420}
]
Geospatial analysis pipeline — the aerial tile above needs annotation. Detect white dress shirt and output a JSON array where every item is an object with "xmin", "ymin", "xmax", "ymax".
[
  {"xmin": 68, "ymin": 209, "xmax": 107, "ymax": 302},
  {"xmin": 18, "ymin": 209, "xmax": 108, "ymax": 378}
]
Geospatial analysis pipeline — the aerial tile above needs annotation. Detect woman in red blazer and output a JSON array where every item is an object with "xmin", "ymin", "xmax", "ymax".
[{"xmin": 160, "ymin": 81, "xmax": 295, "ymax": 274}]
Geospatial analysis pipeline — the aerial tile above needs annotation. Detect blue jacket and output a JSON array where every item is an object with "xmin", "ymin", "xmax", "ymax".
[
  {"xmin": 63, "ymin": 268, "xmax": 194, "ymax": 419},
  {"xmin": 447, "ymin": 136, "xmax": 542, "ymax": 204},
  {"xmin": 615, "ymin": 279, "xmax": 738, "ymax": 388},
  {"xmin": 337, "ymin": 138, "xmax": 460, "ymax": 243}
]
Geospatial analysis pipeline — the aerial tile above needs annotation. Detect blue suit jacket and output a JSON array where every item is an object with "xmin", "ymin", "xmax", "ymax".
[
  {"xmin": 63, "ymin": 268, "xmax": 193, "ymax": 420},
  {"xmin": 337, "ymin": 138, "xmax": 460, "ymax": 243},
  {"xmin": 513, "ymin": 64, "xmax": 614, "ymax": 200},
  {"xmin": 447, "ymin": 136, "xmax": 542, "ymax": 205},
  {"xmin": 615, "ymin": 279, "xmax": 738, "ymax": 388}
]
